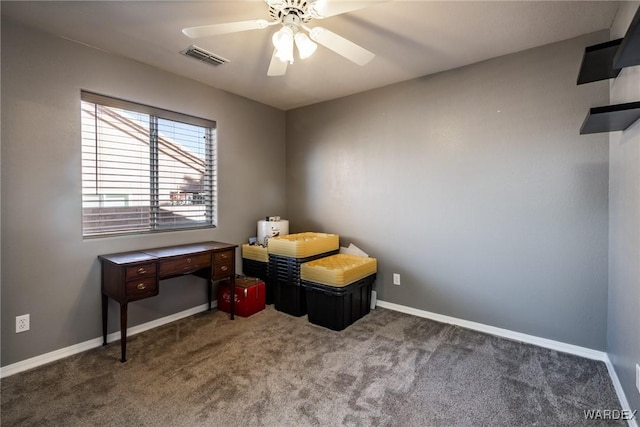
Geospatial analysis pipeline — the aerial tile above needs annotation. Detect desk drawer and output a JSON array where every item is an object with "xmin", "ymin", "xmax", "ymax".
[
  {"xmin": 159, "ymin": 253, "xmax": 211, "ymax": 277},
  {"xmin": 214, "ymin": 250, "xmax": 234, "ymax": 263},
  {"xmin": 125, "ymin": 263, "xmax": 157, "ymax": 280},
  {"xmin": 213, "ymin": 260, "xmax": 234, "ymax": 280},
  {"xmin": 126, "ymin": 277, "xmax": 158, "ymax": 299}
]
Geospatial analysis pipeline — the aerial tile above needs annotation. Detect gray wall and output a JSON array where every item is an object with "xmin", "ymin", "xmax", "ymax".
[
  {"xmin": 286, "ymin": 32, "xmax": 610, "ymax": 350},
  {"xmin": 1, "ymin": 13, "xmax": 627, "ymax": 371},
  {"xmin": 608, "ymin": 2, "xmax": 640, "ymax": 413},
  {"xmin": 1, "ymin": 18, "xmax": 287, "ymax": 366}
]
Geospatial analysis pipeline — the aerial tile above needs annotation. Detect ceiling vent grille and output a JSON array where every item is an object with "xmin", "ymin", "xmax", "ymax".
[{"xmin": 181, "ymin": 45, "xmax": 230, "ymax": 67}]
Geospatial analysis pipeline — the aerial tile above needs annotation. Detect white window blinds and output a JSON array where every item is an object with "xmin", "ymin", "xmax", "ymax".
[{"xmin": 81, "ymin": 92, "xmax": 217, "ymax": 237}]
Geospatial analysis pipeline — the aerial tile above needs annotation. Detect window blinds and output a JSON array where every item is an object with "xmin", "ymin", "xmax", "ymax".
[{"xmin": 81, "ymin": 92, "xmax": 217, "ymax": 237}]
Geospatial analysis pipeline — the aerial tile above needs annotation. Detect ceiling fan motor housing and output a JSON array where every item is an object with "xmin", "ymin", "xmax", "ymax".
[{"xmin": 267, "ymin": 0, "xmax": 315, "ymax": 23}]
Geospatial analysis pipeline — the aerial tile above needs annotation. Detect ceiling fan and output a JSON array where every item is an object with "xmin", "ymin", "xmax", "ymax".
[{"xmin": 182, "ymin": 0, "xmax": 379, "ymax": 76}]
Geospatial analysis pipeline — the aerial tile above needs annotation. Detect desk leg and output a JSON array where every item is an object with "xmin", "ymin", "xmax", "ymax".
[
  {"xmin": 119, "ymin": 303, "xmax": 128, "ymax": 363},
  {"xmin": 230, "ymin": 275, "xmax": 235, "ymax": 320},
  {"xmin": 102, "ymin": 294, "xmax": 108, "ymax": 346},
  {"xmin": 208, "ymin": 280, "xmax": 213, "ymax": 311}
]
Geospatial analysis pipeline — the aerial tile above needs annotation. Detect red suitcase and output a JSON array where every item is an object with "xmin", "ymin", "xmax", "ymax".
[{"xmin": 217, "ymin": 276, "xmax": 266, "ymax": 317}]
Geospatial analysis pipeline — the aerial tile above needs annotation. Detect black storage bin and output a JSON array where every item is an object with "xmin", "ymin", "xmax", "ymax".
[
  {"xmin": 269, "ymin": 250, "xmax": 339, "ymax": 317},
  {"xmin": 242, "ymin": 258, "xmax": 271, "ymax": 304},
  {"xmin": 302, "ymin": 274, "xmax": 376, "ymax": 331}
]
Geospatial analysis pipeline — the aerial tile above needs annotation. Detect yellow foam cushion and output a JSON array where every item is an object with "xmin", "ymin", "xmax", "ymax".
[
  {"xmin": 267, "ymin": 232, "xmax": 339, "ymax": 258},
  {"xmin": 301, "ymin": 254, "xmax": 377, "ymax": 287},
  {"xmin": 242, "ymin": 244, "xmax": 269, "ymax": 263}
]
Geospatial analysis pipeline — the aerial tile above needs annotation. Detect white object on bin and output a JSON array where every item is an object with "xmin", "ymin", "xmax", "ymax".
[{"xmin": 257, "ymin": 219, "xmax": 289, "ymax": 246}]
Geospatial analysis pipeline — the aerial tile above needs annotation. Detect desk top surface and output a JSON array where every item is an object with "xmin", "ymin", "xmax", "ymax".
[{"xmin": 99, "ymin": 241, "xmax": 237, "ymax": 265}]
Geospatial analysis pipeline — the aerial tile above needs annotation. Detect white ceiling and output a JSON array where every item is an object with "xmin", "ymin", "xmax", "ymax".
[{"xmin": 1, "ymin": 1, "xmax": 620, "ymax": 111}]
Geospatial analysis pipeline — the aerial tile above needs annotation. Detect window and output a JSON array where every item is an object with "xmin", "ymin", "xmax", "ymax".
[{"xmin": 81, "ymin": 92, "xmax": 217, "ymax": 237}]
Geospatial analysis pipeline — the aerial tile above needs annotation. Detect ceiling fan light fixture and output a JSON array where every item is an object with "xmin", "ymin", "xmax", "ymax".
[
  {"xmin": 294, "ymin": 32, "xmax": 317, "ymax": 59},
  {"xmin": 272, "ymin": 26, "xmax": 295, "ymax": 63},
  {"xmin": 275, "ymin": 47, "xmax": 294, "ymax": 64}
]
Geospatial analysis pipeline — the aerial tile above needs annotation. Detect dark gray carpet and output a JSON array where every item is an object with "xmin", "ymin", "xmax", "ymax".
[{"xmin": 1, "ymin": 306, "xmax": 624, "ymax": 426}]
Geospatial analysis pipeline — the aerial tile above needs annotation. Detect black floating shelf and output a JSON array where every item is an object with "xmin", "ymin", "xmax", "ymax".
[
  {"xmin": 580, "ymin": 101, "xmax": 640, "ymax": 135},
  {"xmin": 576, "ymin": 39, "xmax": 622, "ymax": 85},
  {"xmin": 613, "ymin": 5, "xmax": 640, "ymax": 69}
]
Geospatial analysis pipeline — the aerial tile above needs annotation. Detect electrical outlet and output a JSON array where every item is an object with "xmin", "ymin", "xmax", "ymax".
[
  {"xmin": 16, "ymin": 314, "xmax": 30, "ymax": 333},
  {"xmin": 393, "ymin": 273, "xmax": 401, "ymax": 286},
  {"xmin": 636, "ymin": 364, "xmax": 640, "ymax": 394}
]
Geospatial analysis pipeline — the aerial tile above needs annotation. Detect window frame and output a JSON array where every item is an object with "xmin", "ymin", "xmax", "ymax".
[{"xmin": 81, "ymin": 91, "xmax": 217, "ymax": 238}]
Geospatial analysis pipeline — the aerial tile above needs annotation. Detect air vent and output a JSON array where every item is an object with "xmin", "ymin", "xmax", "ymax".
[{"xmin": 180, "ymin": 45, "xmax": 230, "ymax": 67}]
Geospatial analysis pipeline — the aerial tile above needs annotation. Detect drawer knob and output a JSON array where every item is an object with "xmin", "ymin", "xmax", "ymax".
[
  {"xmin": 221, "ymin": 253, "xmax": 228, "ymax": 259},
  {"xmin": 187, "ymin": 258, "xmax": 192, "ymax": 264},
  {"xmin": 137, "ymin": 283, "xmax": 147, "ymax": 290},
  {"xmin": 137, "ymin": 267, "xmax": 147, "ymax": 275},
  {"xmin": 220, "ymin": 266, "xmax": 228, "ymax": 272}
]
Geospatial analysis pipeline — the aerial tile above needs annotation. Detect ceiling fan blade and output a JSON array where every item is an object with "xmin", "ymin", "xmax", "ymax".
[
  {"xmin": 182, "ymin": 19, "xmax": 269, "ymax": 39},
  {"xmin": 308, "ymin": 26, "xmax": 374, "ymax": 66},
  {"xmin": 309, "ymin": 1, "xmax": 387, "ymax": 19},
  {"xmin": 267, "ymin": 48, "xmax": 288, "ymax": 76}
]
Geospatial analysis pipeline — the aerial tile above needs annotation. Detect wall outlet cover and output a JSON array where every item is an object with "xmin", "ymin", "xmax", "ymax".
[{"xmin": 16, "ymin": 314, "xmax": 30, "ymax": 333}]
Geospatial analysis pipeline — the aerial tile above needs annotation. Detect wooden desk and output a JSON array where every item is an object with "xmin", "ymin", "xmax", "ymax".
[{"xmin": 99, "ymin": 241, "xmax": 237, "ymax": 362}]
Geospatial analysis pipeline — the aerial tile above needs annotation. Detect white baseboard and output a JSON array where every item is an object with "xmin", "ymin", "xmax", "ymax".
[
  {"xmin": 604, "ymin": 355, "xmax": 640, "ymax": 427},
  {"xmin": 0, "ymin": 302, "xmax": 214, "ymax": 378},
  {"xmin": 376, "ymin": 299, "xmax": 638, "ymax": 426},
  {"xmin": 376, "ymin": 300, "xmax": 606, "ymax": 359}
]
